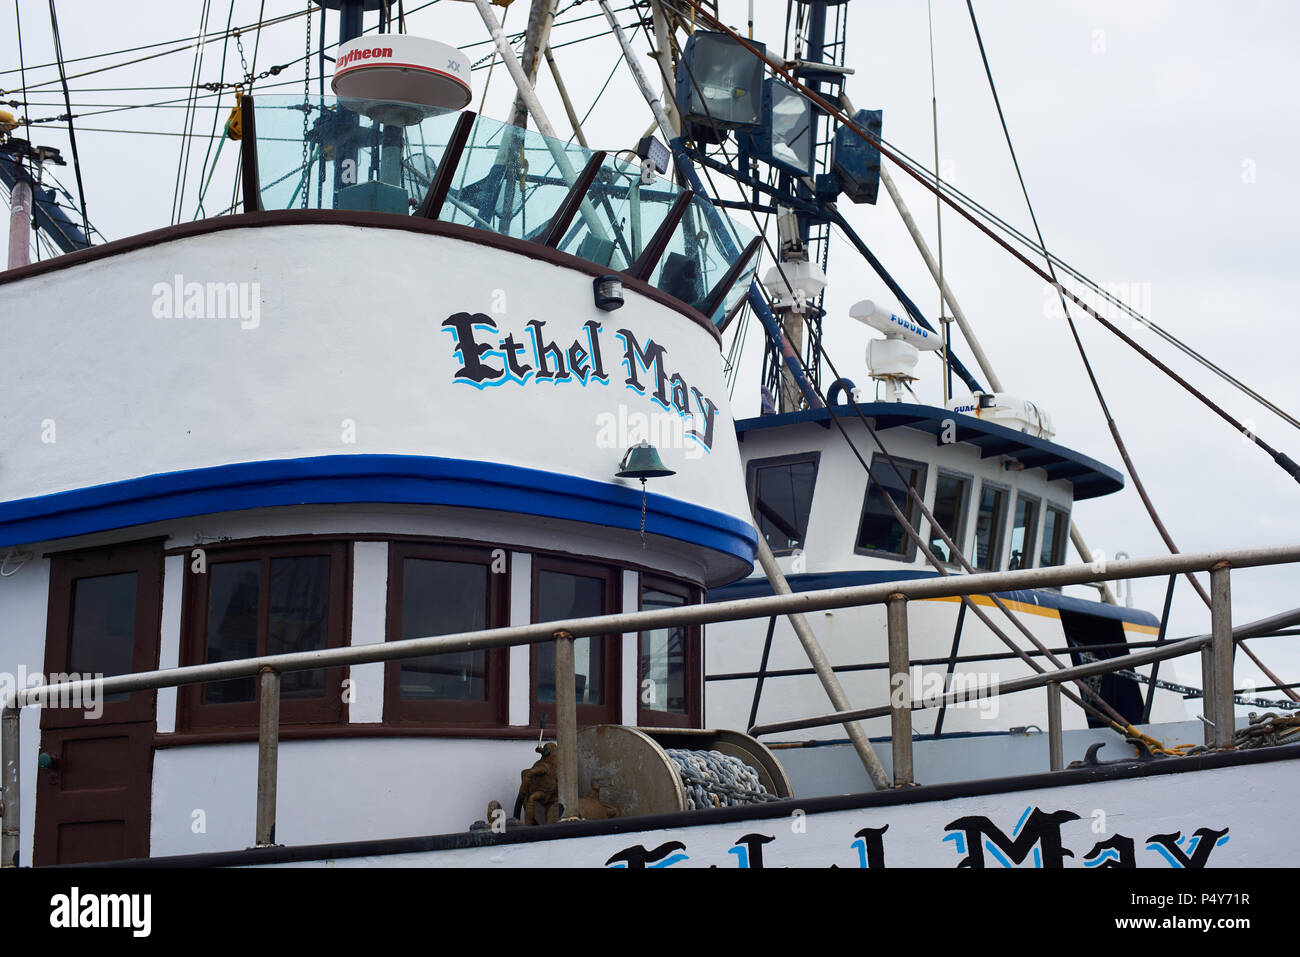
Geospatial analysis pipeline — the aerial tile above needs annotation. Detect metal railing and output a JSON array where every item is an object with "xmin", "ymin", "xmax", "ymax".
[{"xmin": 3, "ymin": 542, "xmax": 1299, "ymax": 866}]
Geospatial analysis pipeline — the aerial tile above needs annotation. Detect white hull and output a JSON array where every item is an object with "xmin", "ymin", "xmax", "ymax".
[{"xmin": 220, "ymin": 746, "xmax": 1296, "ymax": 868}]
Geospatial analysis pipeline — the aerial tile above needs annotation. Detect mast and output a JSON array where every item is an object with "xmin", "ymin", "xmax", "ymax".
[
  {"xmin": 763, "ymin": 0, "xmax": 852, "ymax": 411},
  {"xmin": 313, "ymin": 0, "xmax": 380, "ymax": 199}
]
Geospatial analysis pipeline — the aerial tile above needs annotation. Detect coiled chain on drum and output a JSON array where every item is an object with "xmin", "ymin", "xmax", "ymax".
[{"xmin": 665, "ymin": 748, "xmax": 780, "ymax": 810}]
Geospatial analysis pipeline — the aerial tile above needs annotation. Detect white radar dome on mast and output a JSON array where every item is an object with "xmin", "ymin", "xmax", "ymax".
[{"xmin": 332, "ymin": 35, "xmax": 472, "ymax": 126}]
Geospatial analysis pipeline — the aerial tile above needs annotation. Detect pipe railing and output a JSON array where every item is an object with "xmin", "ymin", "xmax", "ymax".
[{"xmin": 3, "ymin": 541, "xmax": 1299, "ymax": 865}]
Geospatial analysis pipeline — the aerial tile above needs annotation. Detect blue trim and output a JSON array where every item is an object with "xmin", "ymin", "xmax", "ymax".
[
  {"xmin": 734, "ymin": 402, "xmax": 1126, "ymax": 501},
  {"xmin": 708, "ymin": 569, "xmax": 1160, "ymax": 628},
  {"xmin": 0, "ymin": 455, "xmax": 759, "ymax": 566}
]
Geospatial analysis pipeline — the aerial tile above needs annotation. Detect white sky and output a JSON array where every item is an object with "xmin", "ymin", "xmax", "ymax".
[{"xmin": 4, "ymin": 0, "xmax": 1297, "ymax": 705}]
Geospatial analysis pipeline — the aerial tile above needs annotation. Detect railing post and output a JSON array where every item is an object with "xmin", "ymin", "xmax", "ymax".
[
  {"xmin": 1046, "ymin": 682, "xmax": 1063, "ymax": 772},
  {"xmin": 1, "ymin": 703, "xmax": 19, "ymax": 867},
  {"xmin": 255, "ymin": 667, "xmax": 280, "ymax": 846},
  {"xmin": 886, "ymin": 594, "xmax": 913, "ymax": 787},
  {"xmin": 553, "ymin": 631, "xmax": 581, "ymax": 820},
  {"xmin": 1199, "ymin": 642, "xmax": 1216, "ymax": 746},
  {"xmin": 1210, "ymin": 563, "xmax": 1235, "ymax": 749}
]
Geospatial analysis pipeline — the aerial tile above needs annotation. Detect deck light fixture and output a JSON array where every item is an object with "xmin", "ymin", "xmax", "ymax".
[
  {"xmin": 593, "ymin": 275, "xmax": 625, "ymax": 311},
  {"xmin": 617, "ymin": 442, "xmax": 675, "ymax": 547}
]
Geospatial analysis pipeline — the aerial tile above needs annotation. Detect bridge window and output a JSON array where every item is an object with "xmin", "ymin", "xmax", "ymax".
[
  {"xmin": 637, "ymin": 578, "xmax": 701, "ymax": 728},
  {"xmin": 748, "ymin": 453, "xmax": 820, "ymax": 555},
  {"xmin": 856, "ymin": 455, "xmax": 927, "ymax": 559},
  {"xmin": 1040, "ymin": 505, "xmax": 1070, "ymax": 567},
  {"xmin": 1008, "ymin": 494, "xmax": 1040, "ymax": 570},
  {"xmin": 928, "ymin": 472, "xmax": 971, "ymax": 563},
  {"xmin": 972, "ymin": 483, "xmax": 1008, "ymax": 570},
  {"xmin": 532, "ymin": 557, "xmax": 620, "ymax": 727},
  {"xmin": 180, "ymin": 541, "xmax": 349, "ymax": 730},
  {"xmin": 383, "ymin": 543, "xmax": 508, "ymax": 726}
]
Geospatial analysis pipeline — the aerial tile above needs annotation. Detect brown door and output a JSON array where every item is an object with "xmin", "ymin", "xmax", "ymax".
[{"xmin": 34, "ymin": 540, "xmax": 163, "ymax": 865}]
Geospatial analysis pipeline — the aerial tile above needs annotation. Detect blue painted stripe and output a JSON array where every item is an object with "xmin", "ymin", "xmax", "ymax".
[
  {"xmin": 707, "ymin": 568, "xmax": 1160, "ymax": 628},
  {"xmin": 0, "ymin": 455, "xmax": 759, "ymax": 565}
]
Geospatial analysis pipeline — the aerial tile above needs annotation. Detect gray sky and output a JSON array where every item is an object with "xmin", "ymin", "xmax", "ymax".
[{"xmin": 5, "ymin": 0, "xmax": 1297, "ymax": 701}]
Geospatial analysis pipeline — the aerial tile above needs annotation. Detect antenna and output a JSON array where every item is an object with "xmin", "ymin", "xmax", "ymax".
[{"xmin": 851, "ymin": 297, "xmax": 942, "ymax": 403}]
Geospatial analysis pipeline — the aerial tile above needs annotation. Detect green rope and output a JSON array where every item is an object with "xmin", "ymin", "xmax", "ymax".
[{"xmin": 191, "ymin": 121, "xmax": 228, "ymax": 220}]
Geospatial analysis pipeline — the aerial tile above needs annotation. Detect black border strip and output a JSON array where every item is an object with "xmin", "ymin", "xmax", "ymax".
[
  {"xmin": 540, "ymin": 150, "xmax": 608, "ymax": 247},
  {"xmin": 76, "ymin": 742, "xmax": 1300, "ymax": 868},
  {"xmin": 628, "ymin": 189, "xmax": 694, "ymax": 281},
  {"xmin": 240, "ymin": 95, "xmax": 261, "ymax": 214},
  {"xmin": 414, "ymin": 109, "xmax": 477, "ymax": 220}
]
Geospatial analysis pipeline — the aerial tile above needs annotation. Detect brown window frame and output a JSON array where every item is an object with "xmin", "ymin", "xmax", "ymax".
[
  {"xmin": 382, "ymin": 542, "xmax": 509, "ymax": 727},
  {"xmin": 178, "ymin": 539, "xmax": 351, "ymax": 731},
  {"xmin": 530, "ymin": 554, "xmax": 621, "ymax": 728},
  {"xmin": 43, "ymin": 539, "xmax": 165, "ymax": 730},
  {"xmin": 636, "ymin": 575, "xmax": 702, "ymax": 729}
]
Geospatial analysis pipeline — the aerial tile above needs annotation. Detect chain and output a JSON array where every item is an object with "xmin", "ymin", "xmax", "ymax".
[
  {"xmin": 200, "ymin": 63, "xmax": 284, "ymax": 93},
  {"xmin": 1234, "ymin": 711, "xmax": 1300, "ymax": 749},
  {"xmin": 301, "ymin": 3, "xmax": 311, "ymax": 209},
  {"xmin": 666, "ymin": 748, "xmax": 780, "ymax": 809},
  {"xmin": 196, "ymin": 28, "xmax": 287, "ymax": 92},
  {"xmin": 1162, "ymin": 711, "xmax": 1300, "ymax": 758},
  {"xmin": 1111, "ymin": 667, "xmax": 1299, "ymax": 712}
]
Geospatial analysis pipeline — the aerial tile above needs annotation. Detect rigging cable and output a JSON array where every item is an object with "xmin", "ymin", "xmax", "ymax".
[
  {"xmin": 676, "ymin": 0, "xmax": 1300, "ymax": 490},
  {"xmin": 658, "ymin": 6, "xmax": 1140, "ymax": 734},
  {"xmin": 874, "ymin": 131, "xmax": 1300, "ymax": 435},
  {"xmin": 668, "ymin": 0, "xmax": 1288, "ymax": 718},
  {"xmin": 171, "ymin": 0, "xmax": 214, "ymax": 225},
  {"xmin": 963, "ymin": 0, "xmax": 1298, "ymax": 703},
  {"xmin": 926, "ymin": 0, "xmax": 952, "ymax": 402},
  {"xmin": 45, "ymin": 0, "xmax": 90, "ymax": 241},
  {"xmin": 190, "ymin": 1, "xmax": 238, "ymax": 220},
  {"xmin": 0, "ymin": 6, "xmax": 312, "ymax": 80}
]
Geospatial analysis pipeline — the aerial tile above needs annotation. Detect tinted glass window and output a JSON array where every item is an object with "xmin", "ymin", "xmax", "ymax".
[
  {"xmin": 203, "ymin": 556, "xmax": 334, "ymax": 704},
  {"xmin": 398, "ymin": 558, "xmax": 490, "ymax": 701},
  {"xmin": 640, "ymin": 588, "xmax": 687, "ymax": 714},
  {"xmin": 973, "ymin": 485, "xmax": 1007, "ymax": 570},
  {"xmin": 536, "ymin": 570, "xmax": 606, "ymax": 706},
  {"xmin": 928, "ymin": 474, "xmax": 969, "ymax": 563},
  {"xmin": 68, "ymin": 572, "xmax": 138, "ymax": 703},
  {"xmin": 752, "ymin": 458, "xmax": 817, "ymax": 552},
  {"xmin": 857, "ymin": 459, "xmax": 925, "ymax": 556},
  {"xmin": 1008, "ymin": 497, "xmax": 1039, "ymax": 571},
  {"xmin": 269, "ymin": 556, "xmax": 331, "ymax": 699},
  {"xmin": 1040, "ymin": 507, "xmax": 1070, "ymax": 567},
  {"xmin": 204, "ymin": 560, "xmax": 260, "ymax": 704}
]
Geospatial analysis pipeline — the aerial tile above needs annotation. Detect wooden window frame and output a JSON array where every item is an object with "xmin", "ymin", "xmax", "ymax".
[
  {"xmin": 746, "ymin": 452, "xmax": 822, "ymax": 556},
  {"xmin": 178, "ymin": 540, "xmax": 350, "ymax": 731},
  {"xmin": 42, "ymin": 539, "xmax": 165, "ymax": 730},
  {"xmin": 382, "ymin": 542, "xmax": 509, "ymax": 727},
  {"xmin": 854, "ymin": 454, "xmax": 929, "ymax": 561},
  {"xmin": 636, "ymin": 575, "xmax": 702, "ymax": 729},
  {"xmin": 529, "ymin": 554, "xmax": 621, "ymax": 728}
]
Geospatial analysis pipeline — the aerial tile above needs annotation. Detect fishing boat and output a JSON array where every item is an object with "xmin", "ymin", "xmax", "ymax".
[{"xmin": 0, "ymin": 0, "xmax": 1296, "ymax": 872}]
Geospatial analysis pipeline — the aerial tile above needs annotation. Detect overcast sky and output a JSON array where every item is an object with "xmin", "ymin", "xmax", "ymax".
[{"xmin": 4, "ymin": 0, "xmax": 1297, "ymax": 703}]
